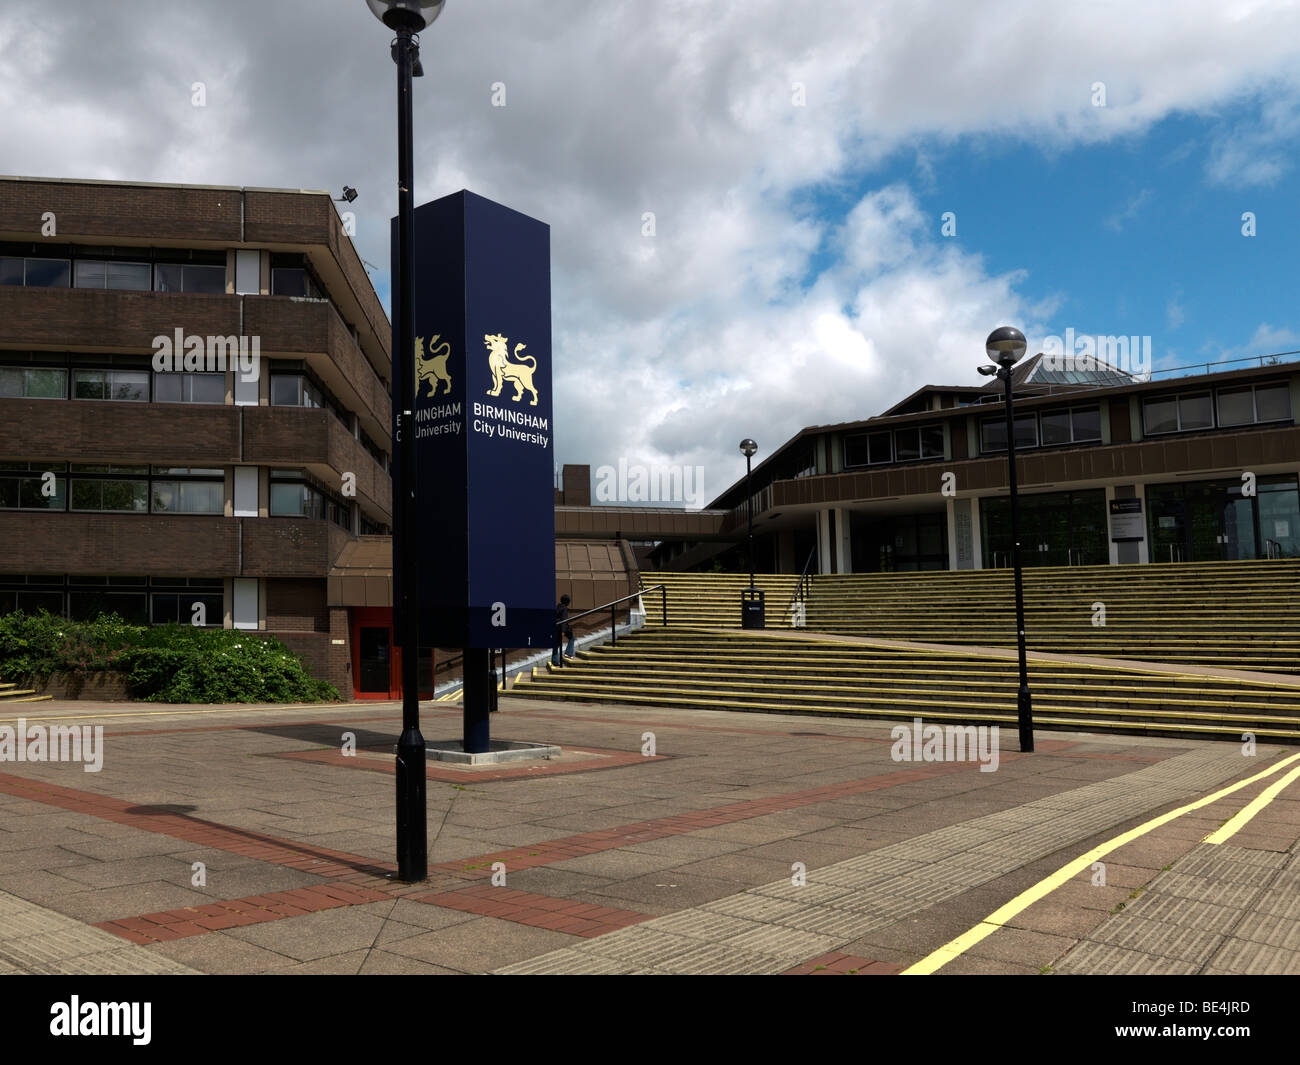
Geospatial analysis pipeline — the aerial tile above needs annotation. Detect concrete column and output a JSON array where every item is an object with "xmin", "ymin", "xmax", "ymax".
[
  {"xmin": 947, "ymin": 497, "xmax": 977, "ymax": 570},
  {"xmin": 836, "ymin": 509, "xmax": 852, "ymax": 573},
  {"xmin": 817, "ymin": 508, "xmax": 852, "ymax": 574},
  {"xmin": 778, "ymin": 529, "xmax": 795, "ymax": 573}
]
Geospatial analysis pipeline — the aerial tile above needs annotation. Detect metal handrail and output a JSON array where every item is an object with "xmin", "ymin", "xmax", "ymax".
[
  {"xmin": 553, "ymin": 583, "xmax": 667, "ymax": 668},
  {"xmin": 786, "ymin": 548, "xmax": 816, "ymax": 625},
  {"xmin": 1265, "ymin": 538, "xmax": 1283, "ymax": 560}
]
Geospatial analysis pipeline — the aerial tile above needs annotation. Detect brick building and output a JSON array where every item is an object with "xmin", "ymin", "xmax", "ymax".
[{"xmin": 0, "ymin": 175, "xmax": 393, "ymax": 696}]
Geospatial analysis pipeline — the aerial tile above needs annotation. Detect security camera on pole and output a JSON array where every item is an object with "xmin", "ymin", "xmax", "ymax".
[{"xmin": 977, "ymin": 326, "xmax": 1034, "ymax": 753}]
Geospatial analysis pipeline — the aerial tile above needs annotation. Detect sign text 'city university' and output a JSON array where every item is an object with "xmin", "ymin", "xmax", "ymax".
[{"xmin": 401, "ymin": 190, "xmax": 555, "ymax": 650}]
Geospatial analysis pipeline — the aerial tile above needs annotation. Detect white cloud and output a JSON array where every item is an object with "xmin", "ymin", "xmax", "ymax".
[{"xmin": 5, "ymin": 0, "xmax": 1300, "ymax": 502}]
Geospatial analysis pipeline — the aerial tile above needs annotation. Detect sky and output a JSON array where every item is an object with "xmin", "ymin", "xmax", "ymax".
[{"xmin": 3, "ymin": 0, "xmax": 1300, "ymax": 506}]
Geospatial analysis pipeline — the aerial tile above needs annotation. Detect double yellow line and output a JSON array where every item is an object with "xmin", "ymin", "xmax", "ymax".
[{"xmin": 902, "ymin": 749, "xmax": 1300, "ymax": 975}]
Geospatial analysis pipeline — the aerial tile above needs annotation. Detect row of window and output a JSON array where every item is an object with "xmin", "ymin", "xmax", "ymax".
[
  {"xmin": 1142, "ymin": 382, "xmax": 1290, "ymax": 435},
  {"xmin": 0, "ymin": 359, "xmax": 353, "ymax": 430},
  {"xmin": 0, "ymin": 464, "xmax": 225, "ymax": 514},
  {"xmin": 0, "ymin": 465, "xmax": 353, "ymax": 530},
  {"xmin": 844, "ymin": 425, "xmax": 946, "ymax": 467},
  {"xmin": 1, "ymin": 253, "xmax": 323, "ymax": 300},
  {"xmin": 0, "ymin": 365, "xmax": 228, "ymax": 404},
  {"xmin": 0, "ymin": 575, "xmax": 224, "ymax": 625},
  {"xmin": 1, "ymin": 256, "xmax": 226, "ymax": 294},
  {"xmin": 980, "ymin": 405, "xmax": 1102, "ymax": 453},
  {"xmin": 842, "ymin": 382, "xmax": 1293, "ymax": 471}
]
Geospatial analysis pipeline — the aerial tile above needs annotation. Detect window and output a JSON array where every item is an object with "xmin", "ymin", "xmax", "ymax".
[
  {"xmin": 154, "ymin": 372, "xmax": 226, "ymax": 404},
  {"xmin": 270, "ymin": 373, "xmax": 322, "ymax": 407},
  {"xmin": 981, "ymin": 414, "xmax": 1037, "ymax": 452},
  {"xmin": 1255, "ymin": 383, "xmax": 1291, "ymax": 423},
  {"xmin": 0, "ymin": 257, "xmax": 70, "ymax": 287},
  {"xmin": 269, "ymin": 367, "xmax": 348, "ymax": 426},
  {"xmin": 1040, "ymin": 409, "xmax": 1071, "ymax": 446},
  {"xmin": 1041, "ymin": 406, "xmax": 1101, "ymax": 446},
  {"xmin": 151, "ymin": 480, "xmax": 223, "ymax": 515},
  {"xmin": 68, "ymin": 575, "xmax": 149, "ymax": 623},
  {"xmin": 70, "ymin": 477, "xmax": 148, "ymax": 513},
  {"xmin": 1215, "ymin": 388, "xmax": 1253, "ymax": 427},
  {"xmin": 0, "ymin": 464, "xmax": 66, "ymax": 511},
  {"xmin": 0, "ymin": 366, "xmax": 66, "ymax": 399},
  {"xmin": 1142, "ymin": 396, "xmax": 1179, "ymax": 435},
  {"xmin": 843, "ymin": 433, "xmax": 871, "ymax": 468},
  {"xmin": 151, "ymin": 581, "xmax": 224, "ymax": 626},
  {"xmin": 73, "ymin": 369, "xmax": 149, "ymax": 401},
  {"xmin": 359, "ymin": 427, "xmax": 389, "ymax": 471},
  {"xmin": 1072, "ymin": 407, "xmax": 1102, "ymax": 441},
  {"xmin": 154, "ymin": 263, "xmax": 226, "ymax": 294},
  {"xmin": 269, "ymin": 469, "xmax": 351, "ymax": 530},
  {"xmin": 1176, "ymin": 394, "xmax": 1212, "ymax": 431},
  {"xmin": 271, "ymin": 267, "xmax": 323, "ymax": 299},
  {"xmin": 920, "ymin": 425, "xmax": 944, "ymax": 458},
  {"xmin": 73, "ymin": 260, "xmax": 151, "ymax": 291},
  {"xmin": 893, "ymin": 427, "xmax": 920, "ymax": 461}
]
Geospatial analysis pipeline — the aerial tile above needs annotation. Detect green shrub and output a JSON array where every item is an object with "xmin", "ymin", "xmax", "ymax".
[{"xmin": 0, "ymin": 611, "xmax": 338, "ymax": 704}]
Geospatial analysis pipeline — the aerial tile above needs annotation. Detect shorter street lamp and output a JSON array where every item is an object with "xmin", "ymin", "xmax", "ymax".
[
  {"xmin": 739, "ymin": 438, "xmax": 758, "ymax": 590},
  {"xmin": 977, "ymin": 326, "xmax": 1034, "ymax": 753}
]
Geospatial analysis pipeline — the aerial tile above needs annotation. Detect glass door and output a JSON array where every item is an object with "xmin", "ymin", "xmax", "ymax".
[{"xmin": 358, "ymin": 626, "xmax": 391, "ymax": 694}]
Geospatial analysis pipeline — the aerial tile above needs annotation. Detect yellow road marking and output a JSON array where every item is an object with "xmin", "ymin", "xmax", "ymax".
[
  {"xmin": 1204, "ymin": 761, "xmax": 1300, "ymax": 844},
  {"xmin": 901, "ymin": 750, "xmax": 1300, "ymax": 975}
]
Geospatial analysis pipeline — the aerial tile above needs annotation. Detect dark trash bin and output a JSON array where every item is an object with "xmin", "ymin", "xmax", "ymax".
[{"xmin": 740, "ymin": 587, "xmax": 766, "ymax": 630}]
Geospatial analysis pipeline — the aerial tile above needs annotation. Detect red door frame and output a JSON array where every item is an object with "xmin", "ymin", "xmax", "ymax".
[{"xmin": 349, "ymin": 607, "xmax": 435, "ymax": 701}]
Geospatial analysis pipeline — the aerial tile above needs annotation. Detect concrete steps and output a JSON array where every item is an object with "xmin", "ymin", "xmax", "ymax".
[
  {"xmin": 0, "ymin": 681, "xmax": 51, "ymax": 703},
  {"xmin": 638, "ymin": 560, "xmax": 1300, "ymax": 673},
  {"xmin": 509, "ymin": 628, "xmax": 1300, "ymax": 741}
]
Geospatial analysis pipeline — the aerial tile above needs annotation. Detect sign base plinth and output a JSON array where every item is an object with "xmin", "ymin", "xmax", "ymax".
[{"xmin": 424, "ymin": 739, "xmax": 561, "ymax": 766}]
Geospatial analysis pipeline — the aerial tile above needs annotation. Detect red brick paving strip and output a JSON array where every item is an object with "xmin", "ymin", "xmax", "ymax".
[
  {"xmin": 93, "ymin": 884, "xmax": 393, "ymax": 944},
  {"xmin": 783, "ymin": 952, "xmax": 901, "ymax": 975}
]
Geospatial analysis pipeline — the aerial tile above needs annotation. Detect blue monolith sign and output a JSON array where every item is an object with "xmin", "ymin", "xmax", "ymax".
[{"xmin": 397, "ymin": 190, "xmax": 555, "ymax": 651}]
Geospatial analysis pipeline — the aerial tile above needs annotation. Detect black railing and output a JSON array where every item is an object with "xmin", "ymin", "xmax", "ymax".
[
  {"xmin": 786, "ymin": 548, "xmax": 816, "ymax": 627},
  {"xmin": 553, "ymin": 584, "xmax": 667, "ymax": 668}
]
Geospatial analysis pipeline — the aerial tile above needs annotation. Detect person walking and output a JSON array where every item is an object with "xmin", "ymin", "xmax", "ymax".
[{"xmin": 553, "ymin": 594, "xmax": 575, "ymax": 665}]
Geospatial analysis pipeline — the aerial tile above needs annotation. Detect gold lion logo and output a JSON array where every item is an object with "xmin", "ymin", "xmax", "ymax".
[
  {"xmin": 414, "ymin": 334, "xmax": 452, "ymax": 397},
  {"xmin": 484, "ymin": 333, "xmax": 539, "ymax": 406}
]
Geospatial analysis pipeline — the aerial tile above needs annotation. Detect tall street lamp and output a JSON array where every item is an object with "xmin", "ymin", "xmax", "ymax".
[
  {"xmin": 739, "ymin": 438, "xmax": 757, "ymax": 590},
  {"xmin": 978, "ymin": 326, "xmax": 1034, "ymax": 753},
  {"xmin": 366, "ymin": 0, "xmax": 446, "ymax": 882}
]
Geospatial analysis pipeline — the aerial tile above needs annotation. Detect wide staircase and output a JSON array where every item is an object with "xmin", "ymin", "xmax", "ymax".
[
  {"xmin": 0, "ymin": 680, "xmax": 50, "ymax": 704},
  {"xmin": 640, "ymin": 561, "xmax": 1300, "ymax": 674},
  {"xmin": 508, "ymin": 561, "xmax": 1300, "ymax": 740}
]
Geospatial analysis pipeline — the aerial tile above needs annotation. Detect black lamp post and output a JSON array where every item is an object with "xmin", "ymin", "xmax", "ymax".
[
  {"xmin": 367, "ymin": 0, "xmax": 446, "ymax": 883},
  {"xmin": 740, "ymin": 438, "xmax": 757, "ymax": 590},
  {"xmin": 978, "ymin": 326, "xmax": 1034, "ymax": 753}
]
